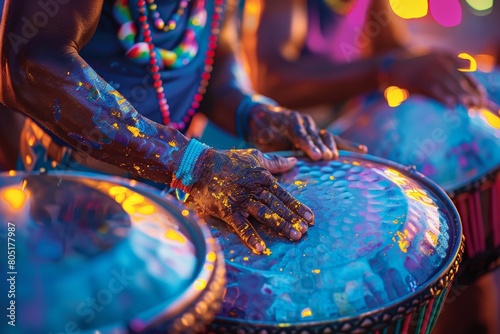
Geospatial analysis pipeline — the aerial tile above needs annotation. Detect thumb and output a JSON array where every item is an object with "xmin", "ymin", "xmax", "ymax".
[{"xmin": 255, "ymin": 152, "xmax": 297, "ymax": 174}]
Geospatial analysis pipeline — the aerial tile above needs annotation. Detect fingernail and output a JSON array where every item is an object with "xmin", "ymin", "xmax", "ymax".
[
  {"xmin": 304, "ymin": 211, "xmax": 313, "ymax": 222},
  {"xmin": 287, "ymin": 157, "xmax": 297, "ymax": 164},
  {"xmin": 254, "ymin": 240, "xmax": 265, "ymax": 253},
  {"xmin": 300, "ymin": 222, "xmax": 308, "ymax": 233},
  {"xmin": 290, "ymin": 229, "xmax": 302, "ymax": 240}
]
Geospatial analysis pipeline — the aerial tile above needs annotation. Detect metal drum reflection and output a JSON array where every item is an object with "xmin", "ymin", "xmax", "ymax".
[
  {"xmin": 0, "ymin": 171, "xmax": 225, "ymax": 334},
  {"xmin": 208, "ymin": 152, "xmax": 463, "ymax": 333},
  {"xmin": 332, "ymin": 95, "xmax": 500, "ymax": 283}
]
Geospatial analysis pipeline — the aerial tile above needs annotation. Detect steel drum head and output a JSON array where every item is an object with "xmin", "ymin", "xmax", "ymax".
[
  {"xmin": 473, "ymin": 70, "xmax": 500, "ymax": 107},
  {"xmin": 0, "ymin": 172, "xmax": 225, "ymax": 334},
  {"xmin": 209, "ymin": 152, "xmax": 463, "ymax": 332},
  {"xmin": 331, "ymin": 95, "xmax": 500, "ymax": 193}
]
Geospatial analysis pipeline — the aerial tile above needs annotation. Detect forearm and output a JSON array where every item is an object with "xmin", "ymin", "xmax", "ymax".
[
  {"xmin": 2, "ymin": 47, "xmax": 188, "ymax": 184},
  {"xmin": 258, "ymin": 55, "xmax": 383, "ymax": 109}
]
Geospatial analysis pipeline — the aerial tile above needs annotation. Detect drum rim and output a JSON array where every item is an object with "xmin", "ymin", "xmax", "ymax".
[
  {"xmin": 213, "ymin": 151, "xmax": 464, "ymax": 331},
  {"xmin": 444, "ymin": 164, "xmax": 500, "ymax": 195},
  {"xmin": 1, "ymin": 171, "xmax": 225, "ymax": 333}
]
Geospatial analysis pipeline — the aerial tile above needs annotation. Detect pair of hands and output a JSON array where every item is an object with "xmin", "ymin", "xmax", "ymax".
[
  {"xmin": 189, "ymin": 105, "xmax": 367, "ymax": 254},
  {"xmin": 387, "ymin": 51, "xmax": 489, "ymax": 110}
]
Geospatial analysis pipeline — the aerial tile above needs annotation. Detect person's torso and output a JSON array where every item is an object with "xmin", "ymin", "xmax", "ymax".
[
  {"xmin": 81, "ymin": 0, "xmax": 218, "ymax": 131},
  {"xmin": 304, "ymin": 0, "xmax": 371, "ymax": 63}
]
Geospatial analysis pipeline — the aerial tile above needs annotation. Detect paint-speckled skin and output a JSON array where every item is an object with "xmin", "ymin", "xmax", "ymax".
[{"xmin": 0, "ymin": 0, "xmax": 367, "ymax": 254}]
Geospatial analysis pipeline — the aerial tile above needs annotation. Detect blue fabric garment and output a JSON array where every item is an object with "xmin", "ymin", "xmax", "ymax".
[{"xmin": 80, "ymin": 0, "xmax": 214, "ymax": 127}]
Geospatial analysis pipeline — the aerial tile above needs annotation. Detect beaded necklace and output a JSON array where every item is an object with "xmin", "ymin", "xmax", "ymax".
[{"xmin": 113, "ymin": 0, "xmax": 224, "ymax": 130}]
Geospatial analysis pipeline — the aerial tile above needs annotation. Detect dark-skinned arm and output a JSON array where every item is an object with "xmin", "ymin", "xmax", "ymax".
[
  {"xmin": 0, "ymin": 0, "xmax": 320, "ymax": 254},
  {"xmin": 0, "ymin": 0, "xmax": 187, "ymax": 184}
]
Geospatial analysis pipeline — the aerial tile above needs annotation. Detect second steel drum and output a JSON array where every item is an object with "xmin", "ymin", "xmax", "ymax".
[
  {"xmin": 207, "ymin": 152, "xmax": 463, "ymax": 334},
  {"xmin": 331, "ymin": 96, "xmax": 500, "ymax": 282},
  {"xmin": 0, "ymin": 171, "xmax": 225, "ymax": 334}
]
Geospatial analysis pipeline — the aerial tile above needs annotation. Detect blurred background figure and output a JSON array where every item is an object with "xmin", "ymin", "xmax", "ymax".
[
  {"xmin": 240, "ymin": 0, "xmax": 498, "ymax": 125},
  {"xmin": 239, "ymin": 1, "xmax": 500, "ymax": 334},
  {"xmin": 0, "ymin": 0, "xmax": 25, "ymax": 172}
]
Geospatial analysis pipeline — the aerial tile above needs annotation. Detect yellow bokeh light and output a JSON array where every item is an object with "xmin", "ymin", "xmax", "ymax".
[
  {"xmin": 108, "ymin": 186, "xmax": 128, "ymax": 196},
  {"xmin": 122, "ymin": 202, "xmax": 136, "ymax": 215},
  {"xmin": 3, "ymin": 188, "xmax": 26, "ymax": 210},
  {"xmin": 389, "ymin": 0, "xmax": 428, "ymax": 19},
  {"xmin": 479, "ymin": 109, "xmax": 500, "ymax": 129},
  {"xmin": 475, "ymin": 54, "xmax": 495, "ymax": 73},
  {"xmin": 458, "ymin": 53, "xmax": 477, "ymax": 72},
  {"xmin": 194, "ymin": 279, "xmax": 207, "ymax": 291},
  {"xmin": 384, "ymin": 86, "xmax": 409, "ymax": 107},
  {"xmin": 206, "ymin": 251, "xmax": 217, "ymax": 262},
  {"xmin": 181, "ymin": 209, "xmax": 189, "ymax": 217},
  {"xmin": 25, "ymin": 155, "xmax": 32, "ymax": 166},
  {"xmin": 466, "ymin": 0, "xmax": 493, "ymax": 11},
  {"xmin": 8, "ymin": 170, "xmax": 16, "ymax": 176},
  {"xmin": 301, "ymin": 308, "xmax": 313, "ymax": 318},
  {"xmin": 136, "ymin": 204, "xmax": 156, "ymax": 215},
  {"xmin": 165, "ymin": 229, "xmax": 187, "ymax": 244}
]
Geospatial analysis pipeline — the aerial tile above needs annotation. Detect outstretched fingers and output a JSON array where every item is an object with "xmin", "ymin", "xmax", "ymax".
[
  {"xmin": 226, "ymin": 212, "xmax": 266, "ymax": 254},
  {"xmin": 267, "ymin": 181, "xmax": 314, "ymax": 225}
]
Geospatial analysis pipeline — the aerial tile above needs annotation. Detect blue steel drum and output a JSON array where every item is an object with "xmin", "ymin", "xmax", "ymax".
[
  {"xmin": 331, "ymin": 95, "xmax": 500, "ymax": 282},
  {"xmin": 0, "ymin": 171, "xmax": 225, "ymax": 334},
  {"xmin": 207, "ymin": 152, "xmax": 463, "ymax": 334}
]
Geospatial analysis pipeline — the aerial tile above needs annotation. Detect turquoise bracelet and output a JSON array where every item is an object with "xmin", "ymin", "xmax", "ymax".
[{"xmin": 171, "ymin": 138, "xmax": 209, "ymax": 201}]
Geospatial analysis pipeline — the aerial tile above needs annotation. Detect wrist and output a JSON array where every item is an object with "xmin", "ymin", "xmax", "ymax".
[
  {"xmin": 235, "ymin": 94, "xmax": 279, "ymax": 140},
  {"xmin": 170, "ymin": 138, "xmax": 210, "ymax": 201}
]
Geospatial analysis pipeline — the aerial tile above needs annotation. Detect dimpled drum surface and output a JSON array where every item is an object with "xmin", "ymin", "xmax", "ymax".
[
  {"xmin": 0, "ymin": 172, "xmax": 225, "ymax": 334},
  {"xmin": 208, "ymin": 152, "xmax": 463, "ymax": 334},
  {"xmin": 332, "ymin": 96, "xmax": 500, "ymax": 282}
]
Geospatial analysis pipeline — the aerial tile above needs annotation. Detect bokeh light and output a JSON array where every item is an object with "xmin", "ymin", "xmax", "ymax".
[
  {"xmin": 457, "ymin": 52, "xmax": 477, "ymax": 72},
  {"xmin": 389, "ymin": 0, "xmax": 428, "ymax": 19},
  {"xmin": 3, "ymin": 188, "xmax": 26, "ymax": 210},
  {"xmin": 429, "ymin": 0, "xmax": 462, "ymax": 27},
  {"xmin": 384, "ymin": 86, "xmax": 409, "ymax": 107},
  {"xmin": 465, "ymin": 0, "xmax": 493, "ymax": 11}
]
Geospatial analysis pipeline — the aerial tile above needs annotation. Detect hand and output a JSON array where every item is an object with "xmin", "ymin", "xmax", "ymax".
[
  {"xmin": 189, "ymin": 149, "xmax": 314, "ymax": 254},
  {"xmin": 246, "ymin": 105, "xmax": 368, "ymax": 161},
  {"xmin": 387, "ymin": 51, "xmax": 488, "ymax": 109}
]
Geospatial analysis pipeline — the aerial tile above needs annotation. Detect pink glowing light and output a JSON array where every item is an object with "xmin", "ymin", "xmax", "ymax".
[{"xmin": 429, "ymin": 0, "xmax": 462, "ymax": 27}]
